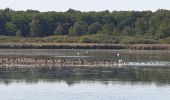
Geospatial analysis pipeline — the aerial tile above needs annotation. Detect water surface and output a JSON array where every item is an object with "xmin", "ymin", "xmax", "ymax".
[
  {"xmin": 0, "ymin": 49, "xmax": 170, "ymax": 100},
  {"xmin": 0, "ymin": 68, "xmax": 170, "ymax": 100}
]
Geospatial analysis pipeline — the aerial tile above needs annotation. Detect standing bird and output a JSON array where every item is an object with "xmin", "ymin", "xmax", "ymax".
[
  {"xmin": 118, "ymin": 59, "xmax": 123, "ymax": 64},
  {"xmin": 117, "ymin": 53, "xmax": 122, "ymax": 64},
  {"xmin": 77, "ymin": 52, "xmax": 80, "ymax": 56}
]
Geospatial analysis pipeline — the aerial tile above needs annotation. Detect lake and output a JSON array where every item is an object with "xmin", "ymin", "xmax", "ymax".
[{"xmin": 0, "ymin": 49, "xmax": 170, "ymax": 100}]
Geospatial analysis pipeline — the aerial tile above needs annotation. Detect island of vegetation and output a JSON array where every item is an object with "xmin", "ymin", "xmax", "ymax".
[{"xmin": 0, "ymin": 8, "xmax": 170, "ymax": 49}]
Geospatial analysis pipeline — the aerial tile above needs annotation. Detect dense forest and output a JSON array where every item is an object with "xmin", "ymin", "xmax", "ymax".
[{"xmin": 0, "ymin": 8, "xmax": 170, "ymax": 44}]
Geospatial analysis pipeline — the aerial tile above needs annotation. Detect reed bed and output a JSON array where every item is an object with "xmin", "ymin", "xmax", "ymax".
[{"xmin": 0, "ymin": 43, "xmax": 169, "ymax": 50}]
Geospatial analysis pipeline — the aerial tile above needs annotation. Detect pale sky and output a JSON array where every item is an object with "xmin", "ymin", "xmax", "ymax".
[{"xmin": 0, "ymin": 0, "xmax": 169, "ymax": 12}]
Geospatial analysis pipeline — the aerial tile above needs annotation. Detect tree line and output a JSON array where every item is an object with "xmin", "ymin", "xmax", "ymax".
[{"xmin": 0, "ymin": 8, "xmax": 170, "ymax": 39}]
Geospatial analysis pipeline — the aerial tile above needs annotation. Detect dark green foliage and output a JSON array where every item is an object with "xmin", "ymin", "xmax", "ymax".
[
  {"xmin": 30, "ymin": 19, "xmax": 42, "ymax": 37},
  {"xmin": 101, "ymin": 23, "xmax": 115, "ymax": 35},
  {"xmin": 0, "ymin": 8, "xmax": 170, "ymax": 42},
  {"xmin": 135, "ymin": 18, "xmax": 146, "ymax": 35},
  {"xmin": 69, "ymin": 20, "xmax": 88, "ymax": 36},
  {"xmin": 16, "ymin": 30, "xmax": 22, "ymax": 37},
  {"xmin": 123, "ymin": 26, "xmax": 136, "ymax": 36},
  {"xmin": 62, "ymin": 23, "xmax": 71, "ymax": 35},
  {"xmin": 88, "ymin": 22, "xmax": 102, "ymax": 34},
  {"xmin": 5, "ymin": 22, "xmax": 17, "ymax": 36},
  {"xmin": 54, "ymin": 23, "xmax": 63, "ymax": 35}
]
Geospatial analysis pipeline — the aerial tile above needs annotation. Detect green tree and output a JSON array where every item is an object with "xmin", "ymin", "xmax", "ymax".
[
  {"xmin": 54, "ymin": 23, "xmax": 63, "ymax": 35},
  {"xmin": 135, "ymin": 18, "xmax": 145, "ymax": 35},
  {"xmin": 5, "ymin": 22, "xmax": 17, "ymax": 36},
  {"xmin": 11, "ymin": 12, "xmax": 31, "ymax": 37},
  {"xmin": 148, "ymin": 16, "xmax": 160, "ymax": 37},
  {"xmin": 123, "ymin": 26, "xmax": 136, "ymax": 36},
  {"xmin": 62, "ymin": 23, "xmax": 71, "ymax": 35},
  {"xmin": 69, "ymin": 20, "xmax": 88, "ymax": 36},
  {"xmin": 0, "ymin": 10, "xmax": 9, "ymax": 35},
  {"xmin": 16, "ymin": 30, "xmax": 22, "ymax": 37},
  {"xmin": 30, "ymin": 19, "xmax": 42, "ymax": 37},
  {"xmin": 101, "ymin": 23, "xmax": 115, "ymax": 35},
  {"xmin": 1, "ymin": 8, "xmax": 170, "ymax": 42},
  {"xmin": 88, "ymin": 22, "xmax": 102, "ymax": 34},
  {"xmin": 156, "ymin": 18, "xmax": 170, "ymax": 38}
]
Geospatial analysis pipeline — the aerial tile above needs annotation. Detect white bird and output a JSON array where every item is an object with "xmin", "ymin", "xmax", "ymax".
[
  {"xmin": 118, "ymin": 59, "xmax": 123, "ymax": 64},
  {"xmin": 77, "ymin": 52, "xmax": 80, "ymax": 55},
  {"xmin": 117, "ymin": 53, "xmax": 120, "ymax": 57}
]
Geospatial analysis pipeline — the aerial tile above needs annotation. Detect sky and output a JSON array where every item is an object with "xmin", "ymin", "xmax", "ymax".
[{"xmin": 0, "ymin": 0, "xmax": 170, "ymax": 12}]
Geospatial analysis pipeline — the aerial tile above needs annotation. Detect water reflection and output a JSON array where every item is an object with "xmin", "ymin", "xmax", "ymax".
[{"xmin": 1, "ymin": 68, "xmax": 170, "ymax": 86}]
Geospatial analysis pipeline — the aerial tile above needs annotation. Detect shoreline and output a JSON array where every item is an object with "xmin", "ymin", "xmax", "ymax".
[
  {"xmin": 0, "ymin": 46, "xmax": 169, "ymax": 72},
  {"xmin": 0, "ymin": 43, "xmax": 169, "ymax": 50},
  {"xmin": 0, "ymin": 56, "xmax": 169, "ymax": 72}
]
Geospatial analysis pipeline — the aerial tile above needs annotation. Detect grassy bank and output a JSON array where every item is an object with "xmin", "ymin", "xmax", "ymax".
[
  {"xmin": 0, "ymin": 34, "xmax": 159, "ymax": 44},
  {"xmin": 0, "ymin": 34, "xmax": 169, "ymax": 50}
]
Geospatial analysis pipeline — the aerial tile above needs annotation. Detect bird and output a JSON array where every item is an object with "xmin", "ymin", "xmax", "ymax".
[
  {"xmin": 77, "ymin": 52, "xmax": 80, "ymax": 55},
  {"xmin": 129, "ymin": 50, "xmax": 132, "ymax": 54},
  {"xmin": 117, "ymin": 53, "xmax": 120, "ymax": 57},
  {"xmin": 118, "ymin": 59, "xmax": 123, "ymax": 64}
]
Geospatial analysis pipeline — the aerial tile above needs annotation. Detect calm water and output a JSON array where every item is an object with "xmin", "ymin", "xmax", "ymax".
[
  {"xmin": 1, "ymin": 81, "xmax": 170, "ymax": 100},
  {"xmin": 0, "ymin": 49, "xmax": 170, "ymax": 100},
  {"xmin": 1, "ymin": 69, "xmax": 170, "ymax": 100}
]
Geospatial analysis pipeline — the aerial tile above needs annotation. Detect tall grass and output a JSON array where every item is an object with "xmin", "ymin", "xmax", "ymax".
[
  {"xmin": 0, "ymin": 35, "xmax": 169, "ymax": 50},
  {"xmin": 0, "ymin": 43, "xmax": 169, "ymax": 50}
]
